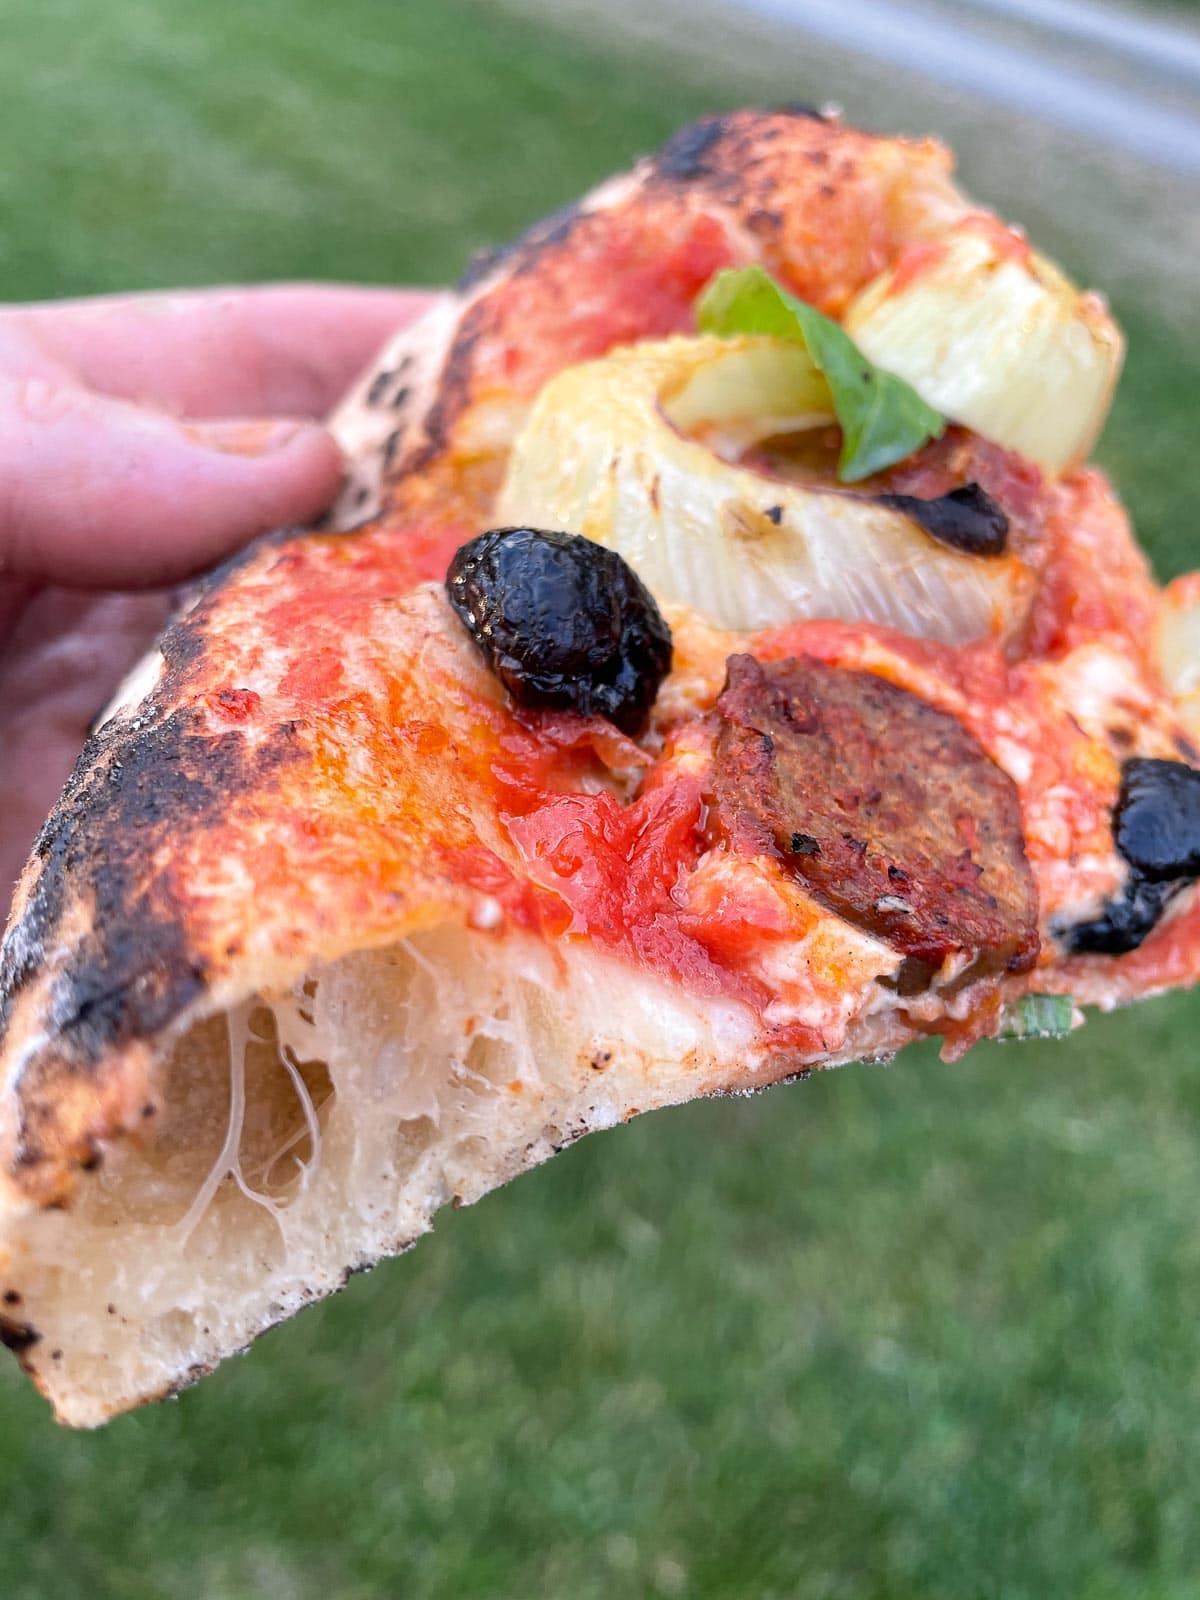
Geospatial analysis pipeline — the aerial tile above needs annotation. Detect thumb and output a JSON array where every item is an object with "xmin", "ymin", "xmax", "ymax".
[{"xmin": 0, "ymin": 378, "xmax": 344, "ymax": 589}]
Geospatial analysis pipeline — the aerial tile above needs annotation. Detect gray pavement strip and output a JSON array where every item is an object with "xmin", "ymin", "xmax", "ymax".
[
  {"xmin": 952, "ymin": 0, "xmax": 1200, "ymax": 93},
  {"xmin": 733, "ymin": 0, "xmax": 1200, "ymax": 174}
]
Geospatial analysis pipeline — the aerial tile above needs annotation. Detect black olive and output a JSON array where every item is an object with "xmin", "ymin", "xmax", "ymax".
[
  {"xmin": 1111, "ymin": 757, "xmax": 1200, "ymax": 879},
  {"xmin": 446, "ymin": 527, "xmax": 672, "ymax": 735},
  {"xmin": 874, "ymin": 482, "xmax": 1009, "ymax": 558},
  {"xmin": 1061, "ymin": 758, "xmax": 1200, "ymax": 955},
  {"xmin": 1062, "ymin": 876, "xmax": 1183, "ymax": 956}
]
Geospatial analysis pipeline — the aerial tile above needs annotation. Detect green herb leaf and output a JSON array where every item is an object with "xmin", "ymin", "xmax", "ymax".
[
  {"xmin": 999, "ymin": 994, "xmax": 1076, "ymax": 1041},
  {"xmin": 696, "ymin": 265, "xmax": 945, "ymax": 483}
]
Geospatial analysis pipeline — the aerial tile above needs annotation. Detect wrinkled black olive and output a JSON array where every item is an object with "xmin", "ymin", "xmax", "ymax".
[
  {"xmin": 874, "ymin": 482, "xmax": 1009, "ymax": 558},
  {"xmin": 1062, "ymin": 758, "xmax": 1200, "ymax": 955},
  {"xmin": 1111, "ymin": 757, "xmax": 1200, "ymax": 880},
  {"xmin": 446, "ymin": 527, "xmax": 672, "ymax": 735},
  {"xmin": 1062, "ymin": 876, "xmax": 1184, "ymax": 956}
]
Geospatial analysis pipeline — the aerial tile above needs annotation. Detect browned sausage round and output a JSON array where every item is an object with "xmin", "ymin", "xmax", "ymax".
[{"xmin": 709, "ymin": 654, "xmax": 1039, "ymax": 976}]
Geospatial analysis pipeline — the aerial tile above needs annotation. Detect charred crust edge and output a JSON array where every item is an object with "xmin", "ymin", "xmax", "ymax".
[
  {"xmin": 0, "ymin": 545, "xmax": 308, "ymax": 1182},
  {"xmin": 0, "ymin": 1313, "xmax": 41, "ymax": 1360},
  {"xmin": 406, "ymin": 304, "xmax": 488, "ymax": 474},
  {"xmin": 654, "ymin": 115, "xmax": 730, "ymax": 181},
  {"xmin": 457, "ymin": 197, "xmax": 588, "ymax": 294},
  {"xmin": 653, "ymin": 105, "xmax": 832, "ymax": 184}
]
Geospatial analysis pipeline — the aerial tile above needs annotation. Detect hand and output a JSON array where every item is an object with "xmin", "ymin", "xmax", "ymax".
[{"xmin": 0, "ymin": 284, "xmax": 437, "ymax": 924}]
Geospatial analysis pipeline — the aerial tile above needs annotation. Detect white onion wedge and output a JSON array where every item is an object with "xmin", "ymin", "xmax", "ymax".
[
  {"xmin": 497, "ymin": 335, "xmax": 1032, "ymax": 643},
  {"xmin": 663, "ymin": 340, "xmax": 834, "ymax": 458},
  {"xmin": 843, "ymin": 221, "xmax": 1123, "ymax": 476}
]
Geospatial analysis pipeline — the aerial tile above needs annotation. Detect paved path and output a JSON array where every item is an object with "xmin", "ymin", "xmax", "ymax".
[
  {"xmin": 957, "ymin": 0, "xmax": 1200, "ymax": 88},
  {"xmin": 734, "ymin": 0, "xmax": 1200, "ymax": 173}
]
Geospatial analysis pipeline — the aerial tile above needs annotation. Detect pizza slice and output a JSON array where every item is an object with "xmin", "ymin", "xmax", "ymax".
[{"xmin": 3, "ymin": 108, "xmax": 1199, "ymax": 1427}]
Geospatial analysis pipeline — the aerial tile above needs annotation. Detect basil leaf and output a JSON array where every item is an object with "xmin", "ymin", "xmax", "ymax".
[
  {"xmin": 999, "ymin": 994, "xmax": 1075, "ymax": 1041},
  {"xmin": 696, "ymin": 265, "xmax": 944, "ymax": 483}
]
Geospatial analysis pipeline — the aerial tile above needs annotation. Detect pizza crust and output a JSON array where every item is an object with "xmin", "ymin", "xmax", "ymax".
[
  {"xmin": 0, "ymin": 923, "xmax": 789, "ymax": 1427},
  {"xmin": 2, "ymin": 669, "xmax": 921, "ymax": 1425}
]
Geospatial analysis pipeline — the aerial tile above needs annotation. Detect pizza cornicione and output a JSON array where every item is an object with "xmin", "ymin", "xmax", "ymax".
[{"xmin": 3, "ymin": 109, "xmax": 1200, "ymax": 1426}]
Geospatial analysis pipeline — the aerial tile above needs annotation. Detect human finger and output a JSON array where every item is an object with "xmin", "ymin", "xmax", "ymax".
[
  {"xmin": 7, "ymin": 285, "xmax": 442, "ymax": 419},
  {"xmin": 0, "ymin": 378, "xmax": 343, "ymax": 588}
]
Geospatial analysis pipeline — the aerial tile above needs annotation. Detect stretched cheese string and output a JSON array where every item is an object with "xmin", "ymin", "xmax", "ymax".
[
  {"xmin": 173, "ymin": 1004, "xmax": 252, "ymax": 1245},
  {"xmin": 173, "ymin": 1001, "xmax": 324, "ymax": 1246},
  {"xmin": 253, "ymin": 1050, "xmax": 323, "ymax": 1201}
]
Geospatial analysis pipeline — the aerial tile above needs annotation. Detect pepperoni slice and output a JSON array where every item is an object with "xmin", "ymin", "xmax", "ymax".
[{"xmin": 709, "ymin": 654, "xmax": 1039, "ymax": 975}]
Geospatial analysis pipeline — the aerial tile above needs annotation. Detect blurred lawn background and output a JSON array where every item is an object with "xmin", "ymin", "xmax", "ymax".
[{"xmin": 3, "ymin": 1, "xmax": 1200, "ymax": 1594}]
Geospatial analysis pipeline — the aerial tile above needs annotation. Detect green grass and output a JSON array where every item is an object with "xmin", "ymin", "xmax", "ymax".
[{"xmin": 3, "ymin": 2, "xmax": 1200, "ymax": 1595}]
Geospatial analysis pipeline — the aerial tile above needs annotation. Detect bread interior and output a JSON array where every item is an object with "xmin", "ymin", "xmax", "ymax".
[{"xmin": 8, "ymin": 924, "xmax": 755, "ymax": 1425}]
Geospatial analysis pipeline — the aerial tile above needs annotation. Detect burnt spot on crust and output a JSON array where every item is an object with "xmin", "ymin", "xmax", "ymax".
[
  {"xmin": 2, "ymin": 713, "xmax": 298, "ymax": 1164},
  {"xmin": 0, "ymin": 1313, "xmax": 41, "ymax": 1359},
  {"xmin": 648, "ymin": 113, "xmax": 762, "ymax": 203},
  {"xmin": 709, "ymin": 655, "xmax": 1039, "ymax": 974},
  {"xmin": 363, "ymin": 371, "xmax": 414, "ymax": 413},
  {"xmin": 656, "ymin": 116, "xmax": 730, "ymax": 180},
  {"xmin": 0, "ymin": 565, "xmax": 305, "ymax": 1186},
  {"xmin": 36, "ymin": 720, "xmax": 218, "ymax": 1055},
  {"xmin": 457, "ymin": 243, "xmax": 508, "ymax": 294},
  {"xmin": 366, "ymin": 368, "xmax": 397, "ymax": 406},
  {"xmin": 654, "ymin": 106, "xmax": 831, "ymax": 183},
  {"xmin": 2, "ymin": 710, "xmax": 300, "ymax": 1179},
  {"xmin": 362, "ymin": 367, "xmax": 414, "ymax": 412},
  {"xmin": 403, "ymin": 303, "xmax": 488, "ymax": 476},
  {"xmin": 461, "ymin": 106, "xmax": 843, "ymax": 303},
  {"xmin": 509, "ymin": 200, "xmax": 590, "ymax": 277},
  {"xmin": 155, "ymin": 528, "xmax": 306, "ymax": 679},
  {"xmin": 456, "ymin": 198, "xmax": 588, "ymax": 293},
  {"xmin": 642, "ymin": 107, "xmax": 855, "ymax": 220}
]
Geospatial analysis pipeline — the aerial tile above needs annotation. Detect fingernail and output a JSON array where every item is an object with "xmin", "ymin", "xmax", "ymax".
[{"xmin": 189, "ymin": 418, "xmax": 317, "ymax": 456}]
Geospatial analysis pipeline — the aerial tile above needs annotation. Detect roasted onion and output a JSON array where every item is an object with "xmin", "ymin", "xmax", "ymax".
[
  {"xmin": 496, "ymin": 335, "xmax": 1032, "ymax": 643},
  {"xmin": 843, "ymin": 221, "xmax": 1123, "ymax": 476}
]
